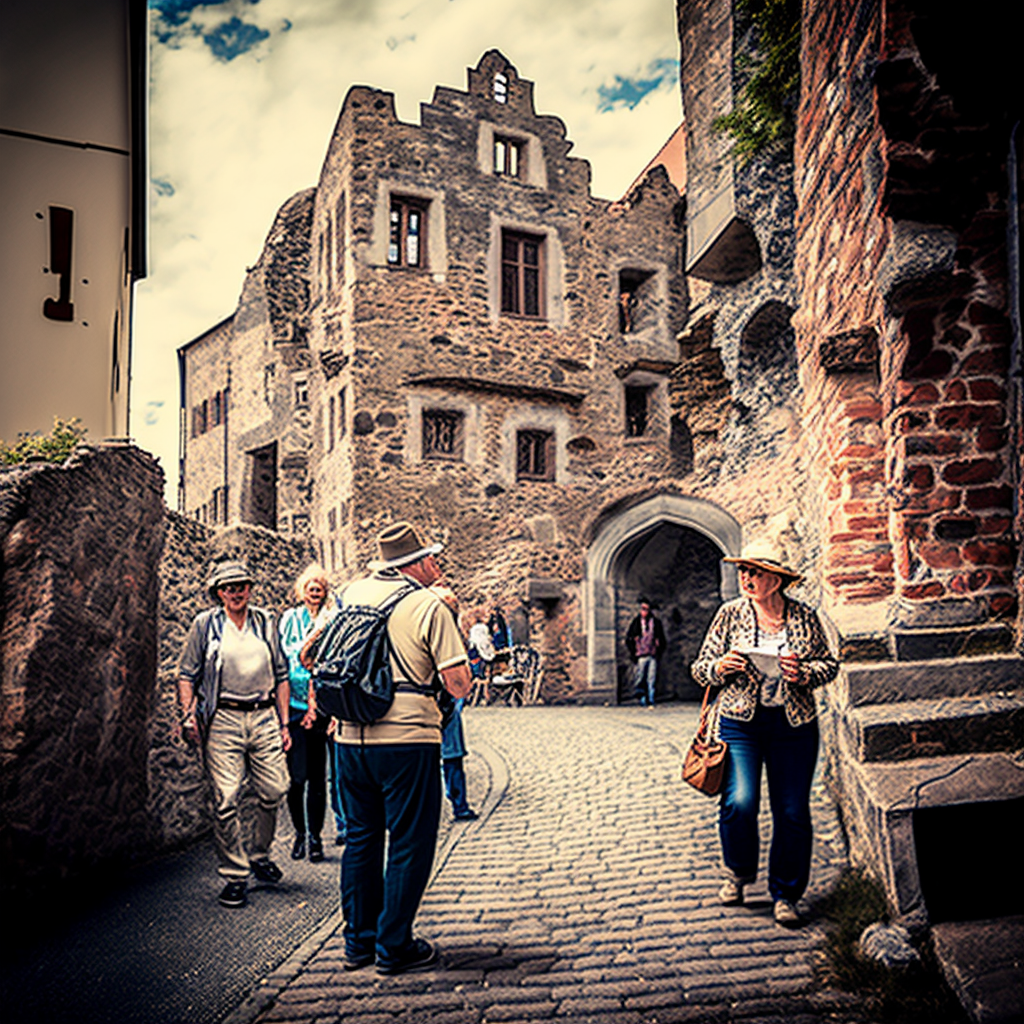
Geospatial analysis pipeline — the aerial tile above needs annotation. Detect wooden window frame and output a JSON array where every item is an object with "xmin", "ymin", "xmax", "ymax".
[
  {"xmin": 516, "ymin": 429, "xmax": 555, "ymax": 482},
  {"xmin": 501, "ymin": 230, "xmax": 544, "ymax": 319},
  {"xmin": 422, "ymin": 409, "xmax": 465, "ymax": 461},
  {"xmin": 388, "ymin": 196, "xmax": 428, "ymax": 269},
  {"xmin": 494, "ymin": 135, "xmax": 525, "ymax": 178}
]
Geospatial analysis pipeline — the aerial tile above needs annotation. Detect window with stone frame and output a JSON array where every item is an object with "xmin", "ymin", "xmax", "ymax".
[
  {"xmin": 388, "ymin": 196, "xmax": 428, "ymax": 268},
  {"xmin": 516, "ymin": 429, "xmax": 555, "ymax": 481},
  {"xmin": 422, "ymin": 408, "xmax": 464, "ymax": 461},
  {"xmin": 337, "ymin": 386, "xmax": 347, "ymax": 439},
  {"xmin": 625, "ymin": 384, "xmax": 652, "ymax": 437},
  {"xmin": 327, "ymin": 506, "xmax": 337, "ymax": 532},
  {"xmin": 618, "ymin": 269, "xmax": 655, "ymax": 334},
  {"xmin": 327, "ymin": 394, "xmax": 336, "ymax": 452},
  {"xmin": 294, "ymin": 378, "xmax": 309, "ymax": 408},
  {"xmin": 192, "ymin": 399, "xmax": 208, "ymax": 438},
  {"xmin": 501, "ymin": 230, "xmax": 544, "ymax": 318},
  {"xmin": 211, "ymin": 391, "xmax": 222, "ymax": 427},
  {"xmin": 494, "ymin": 135, "xmax": 525, "ymax": 178},
  {"xmin": 493, "ymin": 71, "xmax": 508, "ymax": 103}
]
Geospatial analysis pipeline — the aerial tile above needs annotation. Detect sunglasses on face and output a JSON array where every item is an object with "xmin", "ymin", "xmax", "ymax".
[
  {"xmin": 220, "ymin": 583, "xmax": 249, "ymax": 594},
  {"xmin": 738, "ymin": 566, "xmax": 764, "ymax": 578}
]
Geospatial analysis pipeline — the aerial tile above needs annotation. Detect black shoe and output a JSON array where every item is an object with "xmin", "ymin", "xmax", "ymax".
[
  {"xmin": 376, "ymin": 938, "xmax": 439, "ymax": 975},
  {"xmin": 334, "ymin": 832, "xmax": 347, "ymax": 846},
  {"xmin": 343, "ymin": 951, "xmax": 374, "ymax": 971},
  {"xmin": 308, "ymin": 836, "xmax": 324, "ymax": 862},
  {"xmin": 218, "ymin": 880, "xmax": 248, "ymax": 908},
  {"xmin": 454, "ymin": 809, "xmax": 479, "ymax": 821},
  {"xmin": 250, "ymin": 859, "xmax": 283, "ymax": 884},
  {"xmin": 291, "ymin": 835, "xmax": 306, "ymax": 860}
]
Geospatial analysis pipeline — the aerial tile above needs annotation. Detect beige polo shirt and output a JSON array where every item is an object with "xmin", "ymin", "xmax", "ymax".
[{"xmin": 336, "ymin": 571, "xmax": 467, "ymax": 745}]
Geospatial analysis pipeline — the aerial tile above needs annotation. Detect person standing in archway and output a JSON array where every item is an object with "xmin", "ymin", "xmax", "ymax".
[{"xmin": 625, "ymin": 597, "xmax": 665, "ymax": 707}]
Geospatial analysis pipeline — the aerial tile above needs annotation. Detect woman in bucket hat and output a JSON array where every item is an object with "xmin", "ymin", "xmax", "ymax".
[
  {"xmin": 177, "ymin": 560, "xmax": 292, "ymax": 909},
  {"xmin": 691, "ymin": 540, "xmax": 838, "ymax": 927}
]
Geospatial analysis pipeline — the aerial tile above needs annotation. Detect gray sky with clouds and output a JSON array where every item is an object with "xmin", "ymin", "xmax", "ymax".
[{"xmin": 132, "ymin": 0, "xmax": 682, "ymax": 497}]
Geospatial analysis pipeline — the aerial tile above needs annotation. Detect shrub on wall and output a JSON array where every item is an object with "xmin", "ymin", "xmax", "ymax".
[{"xmin": 0, "ymin": 417, "xmax": 87, "ymax": 466}]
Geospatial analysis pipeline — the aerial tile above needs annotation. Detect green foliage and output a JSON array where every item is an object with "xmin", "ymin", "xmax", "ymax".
[
  {"xmin": 818, "ymin": 868, "xmax": 966, "ymax": 1023},
  {"xmin": 712, "ymin": 0, "xmax": 801, "ymax": 162},
  {"xmin": 0, "ymin": 417, "xmax": 88, "ymax": 467}
]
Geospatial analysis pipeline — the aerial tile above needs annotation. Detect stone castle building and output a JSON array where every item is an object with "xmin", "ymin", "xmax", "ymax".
[{"xmin": 180, "ymin": 50, "xmax": 728, "ymax": 704}]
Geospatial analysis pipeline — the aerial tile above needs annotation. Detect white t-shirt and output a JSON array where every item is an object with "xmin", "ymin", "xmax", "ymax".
[
  {"xmin": 742, "ymin": 625, "xmax": 788, "ymax": 708},
  {"xmin": 219, "ymin": 617, "xmax": 273, "ymax": 700}
]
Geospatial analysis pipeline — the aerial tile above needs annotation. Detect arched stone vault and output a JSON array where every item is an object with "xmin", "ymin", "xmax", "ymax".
[{"xmin": 583, "ymin": 494, "xmax": 742, "ymax": 702}]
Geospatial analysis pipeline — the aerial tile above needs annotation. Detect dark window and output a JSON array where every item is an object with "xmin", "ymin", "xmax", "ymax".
[
  {"xmin": 388, "ymin": 197, "xmax": 427, "ymax": 268},
  {"xmin": 494, "ymin": 136, "xmax": 524, "ymax": 177},
  {"xmin": 327, "ymin": 506, "xmax": 337, "ymax": 532},
  {"xmin": 516, "ymin": 429, "xmax": 554, "ymax": 481},
  {"xmin": 211, "ymin": 392, "xmax": 221, "ymax": 427},
  {"xmin": 327, "ymin": 395, "xmax": 336, "ymax": 452},
  {"xmin": 191, "ymin": 400, "xmax": 208, "ymax": 438},
  {"xmin": 618, "ymin": 269, "xmax": 654, "ymax": 334},
  {"xmin": 501, "ymin": 230, "xmax": 543, "ymax": 318},
  {"xmin": 625, "ymin": 385, "xmax": 650, "ymax": 437},
  {"xmin": 422, "ymin": 409, "xmax": 464, "ymax": 460},
  {"xmin": 338, "ymin": 387, "xmax": 347, "ymax": 438},
  {"xmin": 294, "ymin": 379, "xmax": 309, "ymax": 407}
]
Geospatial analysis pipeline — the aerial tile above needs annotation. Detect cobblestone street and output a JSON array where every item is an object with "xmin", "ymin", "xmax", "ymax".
[{"xmin": 238, "ymin": 705, "xmax": 859, "ymax": 1024}]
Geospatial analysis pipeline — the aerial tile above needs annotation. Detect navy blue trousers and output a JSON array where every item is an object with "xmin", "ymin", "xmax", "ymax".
[
  {"xmin": 338, "ymin": 743, "xmax": 440, "ymax": 965},
  {"xmin": 718, "ymin": 706, "xmax": 819, "ymax": 903}
]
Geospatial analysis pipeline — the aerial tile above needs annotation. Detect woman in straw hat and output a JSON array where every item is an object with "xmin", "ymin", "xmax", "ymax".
[{"xmin": 691, "ymin": 540, "xmax": 838, "ymax": 927}]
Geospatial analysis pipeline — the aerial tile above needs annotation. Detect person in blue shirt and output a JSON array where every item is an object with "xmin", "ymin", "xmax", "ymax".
[{"xmin": 279, "ymin": 564, "xmax": 337, "ymax": 862}]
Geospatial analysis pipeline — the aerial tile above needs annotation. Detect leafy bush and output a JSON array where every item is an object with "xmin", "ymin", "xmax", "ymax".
[
  {"xmin": 0, "ymin": 417, "xmax": 88, "ymax": 467},
  {"xmin": 712, "ymin": 0, "xmax": 801, "ymax": 162}
]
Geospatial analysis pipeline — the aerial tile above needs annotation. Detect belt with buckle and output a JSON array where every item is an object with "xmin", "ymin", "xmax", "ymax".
[{"xmin": 218, "ymin": 697, "xmax": 275, "ymax": 712}]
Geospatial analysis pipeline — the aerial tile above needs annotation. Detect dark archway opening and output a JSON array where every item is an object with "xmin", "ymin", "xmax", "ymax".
[
  {"xmin": 246, "ymin": 442, "xmax": 278, "ymax": 530},
  {"xmin": 613, "ymin": 523, "xmax": 722, "ymax": 704}
]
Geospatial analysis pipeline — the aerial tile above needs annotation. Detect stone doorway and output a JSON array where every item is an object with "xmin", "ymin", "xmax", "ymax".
[
  {"xmin": 612, "ymin": 523, "xmax": 725, "ymax": 703},
  {"xmin": 584, "ymin": 494, "xmax": 741, "ymax": 704}
]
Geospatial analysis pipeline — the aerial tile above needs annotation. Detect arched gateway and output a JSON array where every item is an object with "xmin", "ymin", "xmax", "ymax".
[{"xmin": 584, "ymin": 495, "xmax": 742, "ymax": 704}]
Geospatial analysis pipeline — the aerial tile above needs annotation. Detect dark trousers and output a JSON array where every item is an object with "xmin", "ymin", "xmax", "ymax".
[
  {"xmin": 338, "ymin": 743, "xmax": 441, "ymax": 965},
  {"xmin": 442, "ymin": 757, "xmax": 470, "ymax": 816},
  {"xmin": 286, "ymin": 714, "xmax": 328, "ymax": 840},
  {"xmin": 718, "ymin": 706, "xmax": 819, "ymax": 903}
]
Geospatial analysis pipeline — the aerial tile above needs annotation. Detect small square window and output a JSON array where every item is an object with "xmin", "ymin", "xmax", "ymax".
[
  {"xmin": 388, "ymin": 197, "xmax": 428, "ymax": 268},
  {"xmin": 423, "ymin": 409, "xmax": 464, "ymax": 461},
  {"xmin": 516, "ymin": 429, "xmax": 554, "ymax": 481},
  {"xmin": 294, "ymin": 379, "xmax": 309, "ymax": 408},
  {"xmin": 625, "ymin": 385, "xmax": 651, "ymax": 438},
  {"xmin": 494, "ymin": 136, "xmax": 524, "ymax": 177},
  {"xmin": 618, "ymin": 269, "xmax": 655, "ymax": 334}
]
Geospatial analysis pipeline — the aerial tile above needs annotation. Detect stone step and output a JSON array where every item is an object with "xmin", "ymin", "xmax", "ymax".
[
  {"xmin": 842, "ymin": 653, "xmax": 1024, "ymax": 707},
  {"xmin": 845, "ymin": 690, "xmax": 1024, "ymax": 763}
]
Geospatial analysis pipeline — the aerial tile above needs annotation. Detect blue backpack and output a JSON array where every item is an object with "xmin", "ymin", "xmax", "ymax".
[{"xmin": 310, "ymin": 582, "xmax": 417, "ymax": 725}]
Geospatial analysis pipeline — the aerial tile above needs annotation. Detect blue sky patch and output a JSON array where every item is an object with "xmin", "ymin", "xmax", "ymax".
[
  {"xmin": 597, "ymin": 58, "xmax": 679, "ymax": 112},
  {"xmin": 203, "ymin": 16, "xmax": 270, "ymax": 61}
]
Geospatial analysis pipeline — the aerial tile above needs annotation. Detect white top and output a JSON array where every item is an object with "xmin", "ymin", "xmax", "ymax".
[
  {"xmin": 219, "ymin": 617, "xmax": 273, "ymax": 700},
  {"xmin": 741, "ymin": 625, "xmax": 788, "ymax": 708}
]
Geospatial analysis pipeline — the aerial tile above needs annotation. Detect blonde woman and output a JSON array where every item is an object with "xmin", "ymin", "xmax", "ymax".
[{"xmin": 279, "ymin": 564, "xmax": 334, "ymax": 862}]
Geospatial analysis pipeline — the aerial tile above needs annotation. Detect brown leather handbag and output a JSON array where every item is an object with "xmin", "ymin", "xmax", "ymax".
[{"xmin": 682, "ymin": 687, "xmax": 728, "ymax": 796}]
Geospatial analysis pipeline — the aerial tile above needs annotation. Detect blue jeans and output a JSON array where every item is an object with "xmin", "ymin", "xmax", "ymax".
[
  {"xmin": 718, "ymin": 707, "xmax": 819, "ymax": 902},
  {"xmin": 327, "ymin": 737, "xmax": 347, "ymax": 838},
  {"xmin": 338, "ymin": 743, "xmax": 440, "ymax": 966},
  {"xmin": 443, "ymin": 757, "xmax": 471, "ymax": 816},
  {"xmin": 633, "ymin": 656, "xmax": 658, "ymax": 705}
]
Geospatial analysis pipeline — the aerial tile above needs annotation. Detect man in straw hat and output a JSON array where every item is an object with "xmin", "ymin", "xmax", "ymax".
[
  {"xmin": 177, "ymin": 561, "xmax": 292, "ymax": 909},
  {"xmin": 332, "ymin": 521, "xmax": 472, "ymax": 975}
]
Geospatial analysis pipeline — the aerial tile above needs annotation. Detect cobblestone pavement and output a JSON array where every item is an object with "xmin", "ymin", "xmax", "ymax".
[{"xmin": 237, "ymin": 705, "xmax": 864, "ymax": 1024}]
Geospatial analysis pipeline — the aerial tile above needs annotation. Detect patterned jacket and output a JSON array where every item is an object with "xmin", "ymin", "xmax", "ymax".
[{"xmin": 690, "ymin": 596, "xmax": 838, "ymax": 727}]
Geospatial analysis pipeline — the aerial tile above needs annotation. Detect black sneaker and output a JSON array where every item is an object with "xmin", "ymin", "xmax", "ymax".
[
  {"xmin": 250, "ymin": 859, "xmax": 283, "ymax": 884},
  {"xmin": 308, "ymin": 836, "xmax": 324, "ymax": 862},
  {"xmin": 376, "ymin": 938, "xmax": 438, "ymax": 975},
  {"xmin": 343, "ymin": 951, "xmax": 374, "ymax": 971},
  {"xmin": 291, "ymin": 835, "xmax": 306, "ymax": 860},
  {"xmin": 219, "ymin": 880, "xmax": 248, "ymax": 908},
  {"xmin": 454, "ymin": 809, "xmax": 479, "ymax": 821}
]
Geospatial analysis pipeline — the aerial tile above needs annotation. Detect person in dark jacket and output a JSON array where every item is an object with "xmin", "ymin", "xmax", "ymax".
[{"xmin": 625, "ymin": 598, "xmax": 666, "ymax": 706}]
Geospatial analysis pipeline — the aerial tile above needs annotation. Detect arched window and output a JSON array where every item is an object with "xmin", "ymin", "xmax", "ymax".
[{"xmin": 493, "ymin": 71, "xmax": 508, "ymax": 103}]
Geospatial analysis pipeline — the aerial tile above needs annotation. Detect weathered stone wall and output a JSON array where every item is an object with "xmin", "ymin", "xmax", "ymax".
[
  {"xmin": 1, "ymin": 445, "xmax": 317, "ymax": 893},
  {"xmin": 1, "ymin": 444, "xmax": 165, "ymax": 889}
]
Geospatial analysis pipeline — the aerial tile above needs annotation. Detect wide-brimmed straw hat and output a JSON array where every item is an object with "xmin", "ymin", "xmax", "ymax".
[
  {"xmin": 207, "ymin": 560, "xmax": 254, "ymax": 601},
  {"xmin": 723, "ymin": 541, "xmax": 803, "ymax": 584},
  {"xmin": 370, "ymin": 521, "xmax": 443, "ymax": 570}
]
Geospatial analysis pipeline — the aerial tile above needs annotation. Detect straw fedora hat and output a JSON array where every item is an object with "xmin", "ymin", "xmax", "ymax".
[
  {"xmin": 206, "ymin": 560, "xmax": 254, "ymax": 601},
  {"xmin": 371, "ymin": 521, "xmax": 443, "ymax": 570},
  {"xmin": 723, "ymin": 540, "xmax": 803, "ymax": 584}
]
